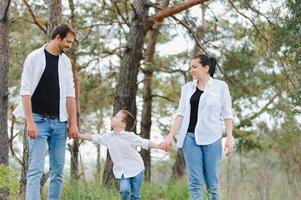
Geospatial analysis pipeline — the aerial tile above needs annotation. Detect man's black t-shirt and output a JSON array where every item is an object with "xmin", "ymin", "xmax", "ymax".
[{"xmin": 32, "ymin": 49, "xmax": 60, "ymax": 116}]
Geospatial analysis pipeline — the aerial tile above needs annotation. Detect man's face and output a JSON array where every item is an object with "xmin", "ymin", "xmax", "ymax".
[{"xmin": 58, "ymin": 32, "xmax": 75, "ymax": 53}]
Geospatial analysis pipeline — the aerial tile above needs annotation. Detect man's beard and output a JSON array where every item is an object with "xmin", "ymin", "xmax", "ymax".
[{"xmin": 58, "ymin": 44, "xmax": 66, "ymax": 54}]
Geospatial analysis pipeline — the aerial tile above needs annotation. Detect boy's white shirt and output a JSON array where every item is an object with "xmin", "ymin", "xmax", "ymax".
[{"xmin": 92, "ymin": 131, "xmax": 149, "ymax": 179}]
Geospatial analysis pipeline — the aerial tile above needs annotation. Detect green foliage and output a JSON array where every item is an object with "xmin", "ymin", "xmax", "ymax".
[
  {"xmin": 61, "ymin": 177, "xmax": 190, "ymax": 200},
  {"xmin": 142, "ymin": 179, "xmax": 189, "ymax": 200},
  {"xmin": 221, "ymin": 148, "xmax": 301, "ymax": 200},
  {"xmin": 141, "ymin": 182, "xmax": 166, "ymax": 200},
  {"xmin": 0, "ymin": 165, "xmax": 19, "ymax": 199},
  {"xmin": 5, "ymin": 0, "xmax": 301, "ymax": 199},
  {"xmin": 60, "ymin": 178, "xmax": 119, "ymax": 200}
]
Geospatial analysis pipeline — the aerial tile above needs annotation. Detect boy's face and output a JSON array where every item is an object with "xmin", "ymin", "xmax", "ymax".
[{"xmin": 111, "ymin": 111, "xmax": 126, "ymax": 130}]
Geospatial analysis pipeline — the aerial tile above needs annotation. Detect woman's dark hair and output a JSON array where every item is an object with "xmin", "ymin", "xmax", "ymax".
[
  {"xmin": 192, "ymin": 54, "xmax": 217, "ymax": 77},
  {"xmin": 120, "ymin": 110, "xmax": 136, "ymax": 131},
  {"xmin": 51, "ymin": 24, "xmax": 76, "ymax": 40}
]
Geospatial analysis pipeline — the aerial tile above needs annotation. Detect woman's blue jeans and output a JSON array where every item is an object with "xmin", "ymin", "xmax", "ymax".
[{"xmin": 183, "ymin": 132, "xmax": 222, "ymax": 200}]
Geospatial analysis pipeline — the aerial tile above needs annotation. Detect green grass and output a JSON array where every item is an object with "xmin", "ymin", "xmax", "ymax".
[
  {"xmin": 141, "ymin": 178, "xmax": 189, "ymax": 200},
  {"xmin": 59, "ymin": 177, "xmax": 189, "ymax": 200}
]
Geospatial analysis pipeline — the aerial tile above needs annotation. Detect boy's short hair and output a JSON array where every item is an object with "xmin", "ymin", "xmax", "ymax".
[{"xmin": 120, "ymin": 110, "xmax": 136, "ymax": 131}]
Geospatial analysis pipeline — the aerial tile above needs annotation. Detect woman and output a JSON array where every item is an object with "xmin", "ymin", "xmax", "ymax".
[{"xmin": 161, "ymin": 54, "xmax": 234, "ymax": 200}]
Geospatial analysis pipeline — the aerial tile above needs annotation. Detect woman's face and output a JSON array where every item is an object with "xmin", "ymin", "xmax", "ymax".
[{"xmin": 190, "ymin": 58, "xmax": 209, "ymax": 80}]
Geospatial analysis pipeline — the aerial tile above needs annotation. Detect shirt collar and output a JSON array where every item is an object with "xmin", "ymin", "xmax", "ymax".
[
  {"xmin": 112, "ymin": 130, "xmax": 126, "ymax": 135},
  {"xmin": 39, "ymin": 43, "xmax": 48, "ymax": 54},
  {"xmin": 193, "ymin": 77, "xmax": 213, "ymax": 88},
  {"xmin": 40, "ymin": 43, "xmax": 63, "ymax": 57}
]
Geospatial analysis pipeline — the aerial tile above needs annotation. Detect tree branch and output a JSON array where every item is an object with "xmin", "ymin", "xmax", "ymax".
[
  {"xmin": 0, "ymin": 0, "xmax": 11, "ymax": 22},
  {"xmin": 169, "ymin": 16, "xmax": 236, "ymax": 87},
  {"xmin": 152, "ymin": 94, "xmax": 177, "ymax": 103},
  {"xmin": 112, "ymin": 0, "xmax": 130, "ymax": 27},
  {"xmin": 228, "ymin": 0, "xmax": 268, "ymax": 43},
  {"xmin": 151, "ymin": 0, "xmax": 209, "ymax": 23},
  {"xmin": 243, "ymin": 0, "xmax": 277, "ymax": 29},
  {"xmin": 237, "ymin": 89, "xmax": 283, "ymax": 129},
  {"xmin": 22, "ymin": 0, "xmax": 47, "ymax": 34},
  {"xmin": 9, "ymin": 109, "xmax": 22, "ymax": 165}
]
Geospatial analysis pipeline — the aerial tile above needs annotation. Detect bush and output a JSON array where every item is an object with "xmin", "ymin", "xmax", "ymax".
[{"xmin": 0, "ymin": 164, "xmax": 19, "ymax": 199}]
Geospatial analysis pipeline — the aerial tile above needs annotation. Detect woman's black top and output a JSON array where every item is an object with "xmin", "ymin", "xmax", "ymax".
[{"xmin": 187, "ymin": 87, "xmax": 204, "ymax": 133}]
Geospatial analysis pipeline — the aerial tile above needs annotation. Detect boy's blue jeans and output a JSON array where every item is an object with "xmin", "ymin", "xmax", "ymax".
[
  {"xmin": 26, "ymin": 113, "xmax": 67, "ymax": 200},
  {"xmin": 119, "ymin": 170, "xmax": 144, "ymax": 200},
  {"xmin": 183, "ymin": 132, "xmax": 222, "ymax": 200}
]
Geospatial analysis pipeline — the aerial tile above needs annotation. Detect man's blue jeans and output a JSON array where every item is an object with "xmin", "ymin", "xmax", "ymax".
[
  {"xmin": 183, "ymin": 132, "xmax": 222, "ymax": 200},
  {"xmin": 119, "ymin": 170, "xmax": 144, "ymax": 200},
  {"xmin": 26, "ymin": 113, "xmax": 67, "ymax": 200}
]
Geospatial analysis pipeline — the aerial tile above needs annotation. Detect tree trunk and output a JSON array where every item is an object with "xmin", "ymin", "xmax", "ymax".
[
  {"xmin": 103, "ymin": 0, "xmax": 150, "ymax": 188},
  {"xmin": 68, "ymin": 0, "xmax": 80, "ymax": 180},
  {"xmin": 18, "ymin": 0, "xmax": 64, "ymax": 196},
  {"xmin": 69, "ymin": 46, "xmax": 80, "ymax": 180},
  {"xmin": 140, "ymin": 7, "xmax": 168, "ymax": 181},
  {"xmin": 171, "ymin": 3, "xmax": 208, "ymax": 181},
  {"xmin": 171, "ymin": 149, "xmax": 186, "ymax": 180},
  {"xmin": 19, "ymin": 128, "xmax": 29, "ymax": 200},
  {"xmin": 102, "ymin": 0, "xmax": 209, "ymax": 188},
  {"xmin": 96, "ymin": 144, "xmax": 101, "ymax": 182},
  {"xmin": 96, "ymin": 117, "xmax": 102, "ymax": 183},
  {"xmin": 140, "ymin": 66, "xmax": 152, "ymax": 182},
  {"xmin": 47, "ymin": 0, "xmax": 62, "ymax": 39},
  {"xmin": 0, "ymin": 0, "xmax": 10, "ymax": 199}
]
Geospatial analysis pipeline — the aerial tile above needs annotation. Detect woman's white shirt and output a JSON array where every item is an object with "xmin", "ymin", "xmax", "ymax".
[{"xmin": 176, "ymin": 77, "xmax": 233, "ymax": 147}]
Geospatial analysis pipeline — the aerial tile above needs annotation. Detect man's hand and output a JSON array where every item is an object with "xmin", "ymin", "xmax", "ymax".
[
  {"xmin": 68, "ymin": 123, "xmax": 78, "ymax": 139},
  {"xmin": 224, "ymin": 136, "xmax": 234, "ymax": 156},
  {"xmin": 26, "ymin": 121, "xmax": 38, "ymax": 139}
]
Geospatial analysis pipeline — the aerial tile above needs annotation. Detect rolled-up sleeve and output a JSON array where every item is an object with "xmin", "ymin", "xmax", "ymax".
[
  {"xmin": 221, "ymin": 83, "xmax": 233, "ymax": 120},
  {"xmin": 65, "ymin": 57, "xmax": 75, "ymax": 97},
  {"xmin": 20, "ymin": 54, "xmax": 34, "ymax": 96},
  {"xmin": 176, "ymin": 85, "xmax": 187, "ymax": 116},
  {"xmin": 128, "ymin": 133, "xmax": 150, "ymax": 150}
]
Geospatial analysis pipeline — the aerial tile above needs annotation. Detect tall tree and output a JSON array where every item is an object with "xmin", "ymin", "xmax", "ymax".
[
  {"xmin": 0, "ymin": 0, "xmax": 11, "ymax": 199},
  {"xmin": 171, "ymin": 3, "xmax": 208, "ymax": 181},
  {"xmin": 103, "ymin": 0, "xmax": 209, "ymax": 187},
  {"xmin": 68, "ymin": 0, "xmax": 80, "ymax": 180},
  {"xmin": 19, "ymin": 0, "xmax": 62, "ymax": 198},
  {"xmin": 47, "ymin": 0, "xmax": 62, "ymax": 39},
  {"xmin": 140, "ymin": 0, "xmax": 170, "ymax": 182},
  {"xmin": 103, "ymin": 0, "xmax": 150, "ymax": 187}
]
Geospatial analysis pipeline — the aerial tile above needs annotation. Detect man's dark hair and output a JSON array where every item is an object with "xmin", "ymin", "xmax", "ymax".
[
  {"xmin": 192, "ymin": 54, "xmax": 217, "ymax": 77},
  {"xmin": 51, "ymin": 24, "xmax": 76, "ymax": 40},
  {"xmin": 120, "ymin": 110, "xmax": 136, "ymax": 132}
]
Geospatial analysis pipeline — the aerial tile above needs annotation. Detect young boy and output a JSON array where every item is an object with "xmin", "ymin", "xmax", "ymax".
[{"xmin": 77, "ymin": 109, "xmax": 163, "ymax": 200}]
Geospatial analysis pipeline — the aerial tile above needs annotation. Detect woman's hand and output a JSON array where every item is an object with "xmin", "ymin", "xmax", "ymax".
[{"xmin": 224, "ymin": 136, "xmax": 234, "ymax": 156}]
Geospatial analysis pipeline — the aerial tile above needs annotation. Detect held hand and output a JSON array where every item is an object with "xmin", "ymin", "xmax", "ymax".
[
  {"xmin": 26, "ymin": 121, "xmax": 38, "ymax": 139},
  {"xmin": 68, "ymin": 123, "xmax": 79, "ymax": 139},
  {"xmin": 224, "ymin": 136, "xmax": 234, "ymax": 156},
  {"xmin": 160, "ymin": 136, "xmax": 173, "ymax": 151}
]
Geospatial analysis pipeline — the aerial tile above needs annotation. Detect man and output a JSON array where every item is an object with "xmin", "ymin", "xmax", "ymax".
[{"xmin": 13, "ymin": 24, "xmax": 78, "ymax": 200}]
